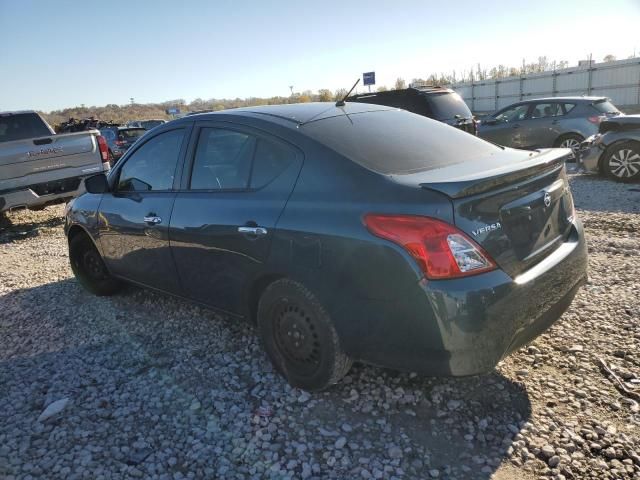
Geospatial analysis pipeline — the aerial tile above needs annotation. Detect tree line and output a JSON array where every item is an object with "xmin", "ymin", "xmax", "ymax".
[{"xmin": 40, "ymin": 53, "xmax": 626, "ymax": 126}]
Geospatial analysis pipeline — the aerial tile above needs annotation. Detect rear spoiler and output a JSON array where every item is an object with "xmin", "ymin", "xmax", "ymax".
[{"xmin": 418, "ymin": 149, "xmax": 570, "ymax": 199}]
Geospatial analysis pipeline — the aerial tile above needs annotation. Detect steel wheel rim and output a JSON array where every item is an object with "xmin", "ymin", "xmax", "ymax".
[
  {"xmin": 273, "ymin": 301, "xmax": 321, "ymax": 375},
  {"xmin": 609, "ymin": 148, "xmax": 640, "ymax": 178},
  {"xmin": 82, "ymin": 249, "xmax": 107, "ymax": 281}
]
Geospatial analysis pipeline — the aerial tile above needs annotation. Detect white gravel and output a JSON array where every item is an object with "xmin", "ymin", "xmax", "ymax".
[{"xmin": 0, "ymin": 172, "xmax": 638, "ymax": 480}]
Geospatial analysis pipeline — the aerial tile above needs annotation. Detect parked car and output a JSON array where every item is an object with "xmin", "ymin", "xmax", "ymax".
[
  {"xmin": 478, "ymin": 97, "xmax": 622, "ymax": 152},
  {"xmin": 99, "ymin": 126, "xmax": 147, "ymax": 163},
  {"xmin": 0, "ymin": 110, "xmax": 110, "ymax": 213},
  {"xmin": 578, "ymin": 114, "xmax": 640, "ymax": 182},
  {"xmin": 348, "ymin": 86, "xmax": 477, "ymax": 135},
  {"xmin": 126, "ymin": 119, "xmax": 167, "ymax": 130},
  {"xmin": 65, "ymin": 102, "xmax": 587, "ymax": 391}
]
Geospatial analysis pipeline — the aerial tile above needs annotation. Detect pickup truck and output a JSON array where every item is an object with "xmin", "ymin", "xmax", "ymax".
[{"xmin": 0, "ymin": 111, "xmax": 110, "ymax": 213}]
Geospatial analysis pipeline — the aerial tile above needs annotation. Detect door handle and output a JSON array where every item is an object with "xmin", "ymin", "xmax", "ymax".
[
  {"xmin": 238, "ymin": 226, "xmax": 268, "ymax": 236},
  {"xmin": 143, "ymin": 216, "xmax": 162, "ymax": 225}
]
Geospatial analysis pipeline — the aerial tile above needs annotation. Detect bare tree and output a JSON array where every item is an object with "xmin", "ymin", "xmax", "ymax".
[
  {"xmin": 603, "ymin": 54, "xmax": 617, "ymax": 63},
  {"xmin": 394, "ymin": 78, "xmax": 406, "ymax": 90}
]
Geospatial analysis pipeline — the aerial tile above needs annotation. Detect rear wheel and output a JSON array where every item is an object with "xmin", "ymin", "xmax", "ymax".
[
  {"xmin": 69, "ymin": 233, "xmax": 122, "ymax": 296},
  {"xmin": 257, "ymin": 279, "xmax": 352, "ymax": 391},
  {"xmin": 555, "ymin": 133, "xmax": 584, "ymax": 160},
  {"xmin": 602, "ymin": 142, "xmax": 640, "ymax": 182}
]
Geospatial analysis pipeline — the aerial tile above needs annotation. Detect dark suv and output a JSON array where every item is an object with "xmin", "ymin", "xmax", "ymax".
[{"xmin": 348, "ymin": 86, "xmax": 477, "ymax": 135}]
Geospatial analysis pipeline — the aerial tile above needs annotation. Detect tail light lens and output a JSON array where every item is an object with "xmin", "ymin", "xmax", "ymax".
[
  {"xmin": 364, "ymin": 214, "xmax": 496, "ymax": 280},
  {"xmin": 587, "ymin": 115, "xmax": 605, "ymax": 124},
  {"xmin": 96, "ymin": 135, "xmax": 109, "ymax": 163}
]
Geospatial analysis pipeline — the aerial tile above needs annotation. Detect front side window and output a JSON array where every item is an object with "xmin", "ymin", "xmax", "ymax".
[
  {"xmin": 117, "ymin": 129, "xmax": 184, "ymax": 192},
  {"xmin": 190, "ymin": 128, "xmax": 255, "ymax": 190},
  {"xmin": 495, "ymin": 104, "xmax": 529, "ymax": 123},
  {"xmin": 530, "ymin": 103, "xmax": 562, "ymax": 118}
]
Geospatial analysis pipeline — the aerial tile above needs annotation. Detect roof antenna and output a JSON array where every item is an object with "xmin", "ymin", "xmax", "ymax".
[{"xmin": 335, "ymin": 78, "xmax": 360, "ymax": 107}]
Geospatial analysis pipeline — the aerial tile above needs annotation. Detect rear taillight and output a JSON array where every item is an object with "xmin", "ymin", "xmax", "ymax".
[
  {"xmin": 588, "ymin": 115, "xmax": 605, "ymax": 124},
  {"xmin": 97, "ymin": 135, "xmax": 109, "ymax": 163},
  {"xmin": 364, "ymin": 214, "xmax": 496, "ymax": 280}
]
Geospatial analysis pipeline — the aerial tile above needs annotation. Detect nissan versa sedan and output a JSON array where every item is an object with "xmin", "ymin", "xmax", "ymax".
[
  {"xmin": 479, "ymin": 97, "xmax": 621, "ymax": 152},
  {"xmin": 65, "ymin": 102, "xmax": 588, "ymax": 391}
]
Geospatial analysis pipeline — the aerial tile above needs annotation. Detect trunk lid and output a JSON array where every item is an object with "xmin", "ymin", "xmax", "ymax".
[{"xmin": 391, "ymin": 148, "xmax": 575, "ymax": 277}]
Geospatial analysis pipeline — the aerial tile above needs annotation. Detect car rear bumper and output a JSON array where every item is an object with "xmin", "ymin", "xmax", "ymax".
[
  {"xmin": 1, "ymin": 175, "xmax": 90, "ymax": 212},
  {"xmin": 337, "ymin": 220, "xmax": 588, "ymax": 376}
]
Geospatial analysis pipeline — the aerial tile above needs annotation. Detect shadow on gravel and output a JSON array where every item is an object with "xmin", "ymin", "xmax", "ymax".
[
  {"xmin": 0, "ymin": 214, "xmax": 64, "ymax": 244},
  {"xmin": 1, "ymin": 279, "xmax": 532, "ymax": 479}
]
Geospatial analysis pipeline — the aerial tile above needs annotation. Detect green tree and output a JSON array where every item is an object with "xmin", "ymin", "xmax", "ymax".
[
  {"xmin": 376, "ymin": 86, "xmax": 388, "ymax": 92},
  {"xmin": 318, "ymin": 89, "xmax": 333, "ymax": 102}
]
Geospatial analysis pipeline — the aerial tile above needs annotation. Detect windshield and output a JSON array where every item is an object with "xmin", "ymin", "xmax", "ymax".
[
  {"xmin": 302, "ymin": 109, "xmax": 501, "ymax": 175},
  {"xmin": 119, "ymin": 129, "xmax": 146, "ymax": 140},
  {"xmin": 424, "ymin": 92, "xmax": 472, "ymax": 120},
  {"xmin": 0, "ymin": 113, "xmax": 52, "ymax": 143},
  {"xmin": 592, "ymin": 100, "xmax": 620, "ymax": 115}
]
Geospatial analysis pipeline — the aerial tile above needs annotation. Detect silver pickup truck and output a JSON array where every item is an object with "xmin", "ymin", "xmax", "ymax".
[{"xmin": 0, "ymin": 111, "xmax": 110, "ymax": 213}]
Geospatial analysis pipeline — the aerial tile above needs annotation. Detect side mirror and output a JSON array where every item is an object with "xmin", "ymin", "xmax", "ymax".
[{"xmin": 85, "ymin": 173, "xmax": 109, "ymax": 194}]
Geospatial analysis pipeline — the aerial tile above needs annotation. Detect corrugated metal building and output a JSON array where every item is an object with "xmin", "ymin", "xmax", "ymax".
[{"xmin": 453, "ymin": 57, "xmax": 640, "ymax": 114}]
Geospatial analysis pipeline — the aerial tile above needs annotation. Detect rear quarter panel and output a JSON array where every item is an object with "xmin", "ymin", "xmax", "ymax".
[{"xmin": 265, "ymin": 139, "xmax": 454, "ymax": 357}]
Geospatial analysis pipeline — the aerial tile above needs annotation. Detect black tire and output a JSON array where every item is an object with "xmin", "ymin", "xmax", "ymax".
[
  {"xmin": 69, "ymin": 233, "xmax": 122, "ymax": 296},
  {"xmin": 257, "ymin": 279, "xmax": 352, "ymax": 391},
  {"xmin": 554, "ymin": 133, "xmax": 584, "ymax": 161},
  {"xmin": 602, "ymin": 141, "xmax": 640, "ymax": 183}
]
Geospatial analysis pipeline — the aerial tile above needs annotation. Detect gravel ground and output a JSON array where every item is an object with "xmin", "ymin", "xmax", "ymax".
[{"xmin": 0, "ymin": 172, "xmax": 638, "ymax": 480}]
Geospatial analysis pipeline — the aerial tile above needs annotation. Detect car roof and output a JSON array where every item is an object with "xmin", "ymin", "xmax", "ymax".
[
  {"xmin": 182, "ymin": 102, "xmax": 394, "ymax": 126},
  {"xmin": 519, "ymin": 96, "xmax": 606, "ymax": 103}
]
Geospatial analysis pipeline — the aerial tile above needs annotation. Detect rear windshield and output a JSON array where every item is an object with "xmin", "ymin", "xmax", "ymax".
[
  {"xmin": 119, "ymin": 129, "xmax": 146, "ymax": 140},
  {"xmin": 424, "ymin": 92, "xmax": 472, "ymax": 120},
  {"xmin": 592, "ymin": 100, "xmax": 620, "ymax": 114},
  {"xmin": 0, "ymin": 113, "xmax": 52, "ymax": 143},
  {"xmin": 302, "ymin": 109, "xmax": 501, "ymax": 175}
]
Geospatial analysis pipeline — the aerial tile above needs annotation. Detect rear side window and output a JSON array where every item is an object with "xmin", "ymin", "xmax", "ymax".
[
  {"xmin": 302, "ymin": 109, "xmax": 501, "ymax": 175},
  {"xmin": 425, "ymin": 92, "xmax": 471, "ymax": 120},
  {"xmin": 117, "ymin": 129, "xmax": 184, "ymax": 192},
  {"xmin": 0, "ymin": 113, "xmax": 52, "ymax": 143},
  {"xmin": 190, "ymin": 128, "xmax": 256, "ymax": 190},
  {"xmin": 562, "ymin": 103, "xmax": 576, "ymax": 114},
  {"xmin": 250, "ymin": 139, "xmax": 296, "ymax": 188},
  {"xmin": 592, "ymin": 100, "xmax": 620, "ymax": 114},
  {"xmin": 530, "ymin": 103, "xmax": 562, "ymax": 118},
  {"xmin": 119, "ymin": 129, "xmax": 146, "ymax": 140}
]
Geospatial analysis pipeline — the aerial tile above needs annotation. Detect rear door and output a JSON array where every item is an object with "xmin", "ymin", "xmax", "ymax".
[
  {"xmin": 521, "ymin": 102, "xmax": 564, "ymax": 148},
  {"xmin": 169, "ymin": 121, "xmax": 303, "ymax": 314},
  {"xmin": 98, "ymin": 126, "xmax": 190, "ymax": 293}
]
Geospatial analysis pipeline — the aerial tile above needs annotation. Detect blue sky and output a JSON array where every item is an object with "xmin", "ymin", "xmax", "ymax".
[{"xmin": 1, "ymin": 0, "xmax": 638, "ymax": 112}]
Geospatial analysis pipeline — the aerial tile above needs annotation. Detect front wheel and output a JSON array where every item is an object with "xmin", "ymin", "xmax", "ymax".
[
  {"xmin": 257, "ymin": 279, "xmax": 352, "ymax": 391},
  {"xmin": 69, "ymin": 233, "xmax": 122, "ymax": 296},
  {"xmin": 602, "ymin": 142, "xmax": 640, "ymax": 182}
]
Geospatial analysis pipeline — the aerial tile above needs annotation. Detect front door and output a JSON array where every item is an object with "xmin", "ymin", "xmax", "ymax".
[
  {"xmin": 98, "ymin": 127, "xmax": 189, "ymax": 293},
  {"xmin": 480, "ymin": 103, "xmax": 531, "ymax": 148},
  {"xmin": 169, "ymin": 123, "xmax": 302, "ymax": 315}
]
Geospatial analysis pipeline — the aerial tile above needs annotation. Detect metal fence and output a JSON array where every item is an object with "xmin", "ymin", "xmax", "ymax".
[{"xmin": 452, "ymin": 57, "xmax": 640, "ymax": 114}]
